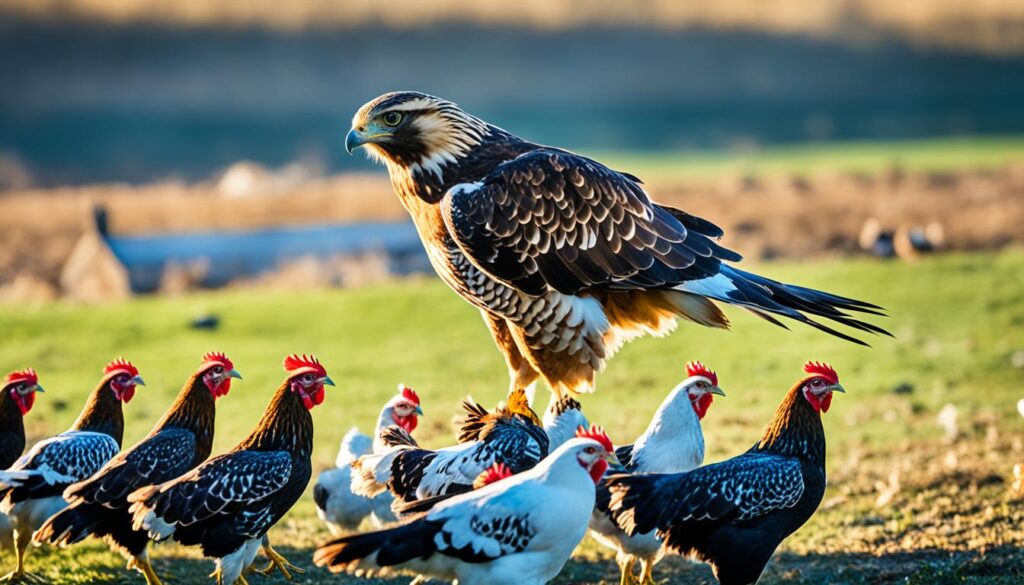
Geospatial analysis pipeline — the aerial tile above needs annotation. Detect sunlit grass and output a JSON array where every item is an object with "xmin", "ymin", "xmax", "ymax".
[{"xmin": 0, "ymin": 250, "xmax": 1022, "ymax": 583}]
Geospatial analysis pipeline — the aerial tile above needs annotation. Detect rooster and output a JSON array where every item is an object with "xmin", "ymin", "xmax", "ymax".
[
  {"xmin": 591, "ymin": 361, "xmax": 725, "ymax": 585},
  {"xmin": 314, "ymin": 426, "xmax": 616, "ymax": 585},
  {"xmin": 314, "ymin": 385, "xmax": 423, "ymax": 534},
  {"xmin": 0, "ymin": 358, "xmax": 143, "ymax": 583},
  {"xmin": 352, "ymin": 388, "xmax": 548, "ymax": 505},
  {"xmin": 35, "ymin": 352, "xmax": 241, "ymax": 585},
  {"xmin": 0, "ymin": 369, "xmax": 44, "ymax": 560},
  {"xmin": 607, "ymin": 362, "xmax": 845, "ymax": 585},
  {"xmin": 344, "ymin": 92, "xmax": 887, "ymax": 399},
  {"xmin": 128, "ymin": 354, "xmax": 333, "ymax": 585}
]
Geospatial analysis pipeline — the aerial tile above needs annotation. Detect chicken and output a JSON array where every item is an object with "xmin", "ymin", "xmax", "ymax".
[
  {"xmin": 0, "ymin": 358, "xmax": 143, "ymax": 583},
  {"xmin": 314, "ymin": 385, "xmax": 423, "ymax": 534},
  {"xmin": 128, "ymin": 354, "xmax": 334, "ymax": 585},
  {"xmin": 543, "ymin": 395, "xmax": 590, "ymax": 450},
  {"xmin": 36, "ymin": 352, "xmax": 241, "ymax": 585},
  {"xmin": 591, "ymin": 361, "xmax": 725, "ymax": 585},
  {"xmin": 351, "ymin": 388, "xmax": 548, "ymax": 505},
  {"xmin": 0, "ymin": 369, "xmax": 44, "ymax": 560},
  {"xmin": 314, "ymin": 426, "xmax": 616, "ymax": 585},
  {"xmin": 607, "ymin": 362, "xmax": 845, "ymax": 585}
]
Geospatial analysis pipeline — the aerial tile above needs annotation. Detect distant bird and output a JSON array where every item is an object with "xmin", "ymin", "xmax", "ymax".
[
  {"xmin": 0, "ymin": 369, "xmax": 44, "ymax": 560},
  {"xmin": 36, "ymin": 352, "xmax": 241, "ymax": 585},
  {"xmin": 606, "ymin": 362, "xmax": 845, "ymax": 585},
  {"xmin": 314, "ymin": 386, "xmax": 423, "ymax": 534},
  {"xmin": 345, "ymin": 92, "xmax": 887, "ymax": 398},
  {"xmin": 351, "ymin": 388, "xmax": 548, "ymax": 505},
  {"xmin": 591, "ymin": 361, "xmax": 725, "ymax": 585},
  {"xmin": 314, "ymin": 427, "xmax": 617, "ymax": 585},
  {"xmin": 129, "ymin": 354, "xmax": 334, "ymax": 585},
  {"xmin": 0, "ymin": 358, "xmax": 143, "ymax": 583}
]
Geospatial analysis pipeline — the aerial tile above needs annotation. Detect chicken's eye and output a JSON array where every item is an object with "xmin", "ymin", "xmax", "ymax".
[
  {"xmin": 696, "ymin": 381, "xmax": 707, "ymax": 389},
  {"xmin": 812, "ymin": 379, "xmax": 824, "ymax": 387},
  {"xmin": 585, "ymin": 446, "xmax": 596, "ymax": 454},
  {"xmin": 383, "ymin": 112, "xmax": 402, "ymax": 126},
  {"xmin": 303, "ymin": 374, "xmax": 314, "ymax": 383},
  {"xmin": 213, "ymin": 366, "xmax": 223, "ymax": 374}
]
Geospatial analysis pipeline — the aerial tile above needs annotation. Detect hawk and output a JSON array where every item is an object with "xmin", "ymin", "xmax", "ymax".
[{"xmin": 345, "ymin": 92, "xmax": 886, "ymax": 397}]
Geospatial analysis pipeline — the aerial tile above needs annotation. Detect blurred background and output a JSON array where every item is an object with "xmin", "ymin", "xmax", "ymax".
[
  {"xmin": 1, "ymin": 0, "xmax": 1023, "ymax": 300},
  {"xmin": 2, "ymin": 3, "xmax": 1024, "ymax": 582}
]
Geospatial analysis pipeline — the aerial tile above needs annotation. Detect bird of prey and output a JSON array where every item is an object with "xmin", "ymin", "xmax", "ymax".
[{"xmin": 345, "ymin": 92, "xmax": 887, "ymax": 397}]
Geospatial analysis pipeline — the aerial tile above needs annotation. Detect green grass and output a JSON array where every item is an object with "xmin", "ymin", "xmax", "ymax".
[
  {"xmin": 1, "ymin": 251, "xmax": 1023, "ymax": 583},
  {"xmin": 585, "ymin": 135, "xmax": 1024, "ymax": 180}
]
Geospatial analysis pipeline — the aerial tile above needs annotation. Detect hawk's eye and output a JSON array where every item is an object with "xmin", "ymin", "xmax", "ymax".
[{"xmin": 382, "ymin": 112, "xmax": 402, "ymax": 126}]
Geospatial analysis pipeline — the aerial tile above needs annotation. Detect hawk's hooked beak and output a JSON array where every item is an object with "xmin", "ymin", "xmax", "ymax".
[{"xmin": 345, "ymin": 129, "xmax": 365, "ymax": 154}]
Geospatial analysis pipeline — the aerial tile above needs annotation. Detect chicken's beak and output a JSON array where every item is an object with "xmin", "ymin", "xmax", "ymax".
[
  {"xmin": 132, "ymin": 375, "xmax": 146, "ymax": 387},
  {"xmin": 604, "ymin": 451, "xmax": 620, "ymax": 465},
  {"xmin": 709, "ymin": 385, "xmax": 726, "ymax": 397},
  {"xmin": 33, "ymin": 384, "xmax": 45, "ymax": 393},
  {"xmin": 345, "ymin": 129, "xmax": 366, "ymax": 154},
  {"xmin": 320, "ymin": 376, "xmax": 336, "ymax": 387},
  {"xmin": 227, "ymin": 369, "xmax": 243, "ymax": 380},
  {"xmin": 830, "ymin": 383, "xmax": 846, "ymax": 394},
  {"xmin": 415, "ymin": 404, "xmax": 424, "ymax": 416}
]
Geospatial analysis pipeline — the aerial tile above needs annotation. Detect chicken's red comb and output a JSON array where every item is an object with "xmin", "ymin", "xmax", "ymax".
[
  {"xmin": 685, "ymin": 361, "xmax": 718, "ymax": 386},
  {"xmin": 576, "ymin": 425, "xmax": 614, "ymax": 453},
  {"xmin": 5, "ymin": 368, "xmax": 38, "ymax": 386},
  {"xmin": 399, "ymin": 385, "xmax": 420, "ymax": 405},
  {"xmin": 284, "ymin": 354, "xmax": 327, "ymax": 378},
  {"xmin": 804, "ymin": 361, "xmax": 839, "ymax": 385},
  {"xmin": 200, "ymin": 351, "xmax": 234, "ymax": 372},
  {"xmin": 104, "ymin": 358, "xmax": 139, "ymax": 379},
  {"xmin": 474, "ymin": 462, "xmax": 513, "ymax": 488}
]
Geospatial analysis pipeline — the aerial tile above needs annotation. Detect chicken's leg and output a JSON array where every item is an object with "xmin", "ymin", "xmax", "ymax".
[
  {"xmin": 127, "ymin": 553, "xmax": 164, "ymax": 585},
  {"xmin": 0, "ymin": 529, "xmax": 44, "ymax": 583},
  {"xmin": 639, "ymin": 558, "xmax": 657, "ymax": 585},
  {"xmin": 255, "ymin": 536, "xmax": 305, "ymax": 580},
  {"xmin": 617, "ymin": 555, "xmax": 637, "ymax": 585}
]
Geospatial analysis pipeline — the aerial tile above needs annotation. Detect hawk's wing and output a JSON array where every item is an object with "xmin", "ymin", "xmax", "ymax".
[
  {"xmin": 441, "ymin": 148, "xmax": 738, "ymax": 296},
  {"xmin": 442, "ymin": 148, "xmax": 887, "ymax": 343},
  {"xmin": 65, "ymin": 427, "xmax": 198, "ymax": 507}
]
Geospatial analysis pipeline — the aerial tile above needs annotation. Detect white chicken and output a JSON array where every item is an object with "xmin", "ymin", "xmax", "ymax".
[
  {"xmin": 314, "ymin": 426, "xmax": 616, "ymax": 585},
  {"xmin": 314, "ymin": 386, "xmax": 423, "ymax": 534},
  {"xmin": 590, "ymin": 361, "xmax": 725, "ymax": 585}
]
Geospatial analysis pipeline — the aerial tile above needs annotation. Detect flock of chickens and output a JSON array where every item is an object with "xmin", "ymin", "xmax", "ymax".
[{"xmin": 1, "ymin": 354, "xmax": 844, "ymax": 585}]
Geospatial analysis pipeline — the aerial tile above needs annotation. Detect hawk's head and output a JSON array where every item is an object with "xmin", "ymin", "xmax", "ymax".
[{"xmin": 346, "ymin": 92, "xmax": 489, "ymax": 178}]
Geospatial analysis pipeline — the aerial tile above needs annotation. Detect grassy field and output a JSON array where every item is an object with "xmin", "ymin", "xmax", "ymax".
[
  {"xmin": 0, "ymin": 251, "xmax": 1023, "ymax": 583},
  {"xmin": 588, "ymin": 136, "xmax": 1024, "ymax": 181}
]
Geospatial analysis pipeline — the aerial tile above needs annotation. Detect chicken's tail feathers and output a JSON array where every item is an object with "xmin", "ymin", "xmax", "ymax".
[
  {"xmin": 126, "ymin": 485, "xmax": 176, "ymax": 541},
  {"xmin": 676, "ymin": 265, "xmax": 889, "ymax": 346},
  {"xmin": 338, "ymin": 427, "xmax": 372, "ymax": 466},
  {"xmin": 350, "ymin": 452, "xmax": 395, "ymax": 498},
  {"xmin": 313, "ymin": 518, "xmax": 439, "ymax": 574},
  {"xmin": 34, "ymin": 503, "xmax": 100, "ymax": 547},
  {"xmin": 605, "ymin": 473, "xmax": 669, "ymax": 537}
]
